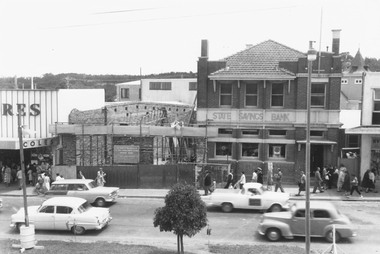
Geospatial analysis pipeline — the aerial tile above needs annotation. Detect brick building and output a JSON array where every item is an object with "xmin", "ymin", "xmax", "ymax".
[{"xmin": 196, "ymin": 31, "xmax": 342, "ymax": 184}]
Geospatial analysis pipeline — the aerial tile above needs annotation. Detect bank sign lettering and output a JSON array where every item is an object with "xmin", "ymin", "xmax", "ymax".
[
  {"xmin": 211, "ymin": 111, "xmax": 293, "ymax": 122},
  {"xmin": 2, "ymin": 103, "xmax": 41, "ymax": 116}
]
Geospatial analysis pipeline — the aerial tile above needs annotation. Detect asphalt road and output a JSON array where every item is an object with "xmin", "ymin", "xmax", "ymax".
[{"xmin": 0, "ymin": 196, "xmax": 380, "ymax": 254}]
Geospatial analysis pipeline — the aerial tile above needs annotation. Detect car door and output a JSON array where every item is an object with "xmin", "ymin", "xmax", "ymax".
[
  {"xmin": 33, "ymin": 205, "xmax": 55, "ymax": 230},
  {"xmin": 246, "ymin": 187, "xmax": 263, "ymax": 209},
  {"xmin": 311, "ymin": 209, "xmax": 332, "ymax": 236},
  {"xmin": 290, "ymin": 209, "xmax": 306, "ymax": 236},
  {"xmin": 46, "ymin": 184, "xmax": 68, "ymax": 196},
  {"xmin": 67, "ymin": 184, "xmax": 90, "ymax": 201},
  {"xmin": 54, "ymin": 206, "xmax": 74, "ymax": 230}
]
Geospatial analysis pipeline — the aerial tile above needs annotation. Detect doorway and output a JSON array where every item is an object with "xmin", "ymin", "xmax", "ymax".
[{"xmin": 310, "ymin": 145, "xmax": 324, "ymax": 176}]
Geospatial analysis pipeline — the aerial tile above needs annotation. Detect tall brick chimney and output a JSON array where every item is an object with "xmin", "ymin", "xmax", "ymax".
[
  {"xmin": 331, "ymin": 29, "xmax": 341, "ymax": 55},
  {"xmin": 201, "ymin": 39, "xmax": 208, "ymax": 58}
]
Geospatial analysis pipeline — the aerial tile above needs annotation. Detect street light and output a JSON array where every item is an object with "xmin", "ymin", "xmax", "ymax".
[{"xmin": 305, "ymin": 41, "xmax": 317, "ymax": 254}]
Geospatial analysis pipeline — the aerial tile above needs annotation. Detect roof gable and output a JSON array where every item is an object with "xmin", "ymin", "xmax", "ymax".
[{"xmin": 210, "ymin": 40, "xmax": 305, "ymax": 79}]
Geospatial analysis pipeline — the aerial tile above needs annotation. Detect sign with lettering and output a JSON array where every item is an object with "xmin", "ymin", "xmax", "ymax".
[
  {"xmin": 208, "ymin": 110, "xmax": 295, "ymax": 123},
  {"xmin": 22, "ymin": 138, "xmax": 53, "ymax": 149},
  {"xmin": 2, "ymin": 103, "xmax": 40, "ymax": 116},
  {"xmin": 113, "ymin": 145, "xmax": 140, "ymax": 164}
]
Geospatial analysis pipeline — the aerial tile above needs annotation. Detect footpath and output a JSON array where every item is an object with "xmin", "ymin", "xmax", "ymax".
[{"xmin": 1, "ymin": 181, "xmax": 380, "ymax": 202}]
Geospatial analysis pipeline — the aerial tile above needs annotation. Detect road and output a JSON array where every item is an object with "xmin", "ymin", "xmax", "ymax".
[{"xmin": 0, "ymin": 196, "xmax": 380, "ymax": 254}]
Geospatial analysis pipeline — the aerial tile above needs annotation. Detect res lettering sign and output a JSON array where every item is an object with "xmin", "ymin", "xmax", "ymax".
[{"xmin": 2, "ymin": 103, "xmax": 41, "ymax": 116}]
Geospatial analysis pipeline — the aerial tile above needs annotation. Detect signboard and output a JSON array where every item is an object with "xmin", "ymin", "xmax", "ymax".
[{"xmin": 113, "ymin": 145, "xmax": 139, "ymax": 164}]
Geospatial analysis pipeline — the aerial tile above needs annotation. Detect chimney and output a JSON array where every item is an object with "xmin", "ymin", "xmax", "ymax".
[
  {"xmin": 201, "ymin": 40, "xmax": 208, "ymax": 58},
  {"xmin": 331, "ymin": 29, "xmax": 341, "ymax": 55}
]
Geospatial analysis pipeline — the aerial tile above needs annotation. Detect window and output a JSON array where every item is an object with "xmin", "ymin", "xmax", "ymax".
[
  {"xmin": 220, "ymin": 83, "xmax": 232, "ymax": 106},
  {"xmin": 149, "ymin": 82, "xmax": 172, "ymax": 90},
  {"xmin": 56, "ymin": 206, "xmax": 73, "ymax": 214},
  {"xmin": 271, "ymin": 83, "xmax": 284, "ymax": 107},
  {"xmin": 347, "ymin": 135, "xmax": 360, "ymax": 147},
  {"xmin": 311, "ymin": 83, "xmax": 325, "ymax": 107},
  {"xmin": 51, "ymin": 184, "xmax": 67, "ymax": 191},
  {"xmin": 313, "ymin": 210, "xmax": 330, "ymax": 218},
  {"xmin": 242, "ymin": 129, "xmax": 259, "ymax": 135},
  {"xmin": 269, "ymin": 130, "xmax": 286, "ymax": 136},
  {"xmin": 341, "ymin": 79, "xmax": 348, "ymax": 84},
  {"xmin": 245, "ymin": 84, "xmax": 258, "ymax": 107},
  {"xmin": 189, "ymin": 82, "xmax": 197, "ymax": 91},
  {"xmin": 269, "ymin": 144, "xmax": 286, "ymax": 158},
  {"xmin": 216, "ymin": 142, "xmax": 232, "ymax": 156},
  {"xmin": 354, "ymin": 79, "xmax": 362, "ymax": 84},
  {"xmin": 310, "ymin": 131, "xmax": 324, "ymax": 137},
  {"xmin": 373, "ymin": 89, "xmax": 380, "ymax": 124},
  {"xmin": 242, "ymin": 143, "xmax": 259, "ymax": 157},
  {"xmin": 120, "ymin": 88, "xmax": 129, "ymax": 99},
  {"xmin": 39, "ymin": 206, "xmax": 54, "ymax": 213},
  {"xmin": 218, "ymin": 128, "xmax": 233, "ymax": 135},
  {"xmin": 295, "ymin": 209, "xmax": 305, "ymax": 218}
]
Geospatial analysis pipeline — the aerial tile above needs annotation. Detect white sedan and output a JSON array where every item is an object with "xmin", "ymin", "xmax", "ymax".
[
  {"xmin": 201, "ymin": 183, "xmax": 290, "ymax": 213},
  {"xmin": 10, "ymin": 197, "xmax": 112, "ymax": 235}
]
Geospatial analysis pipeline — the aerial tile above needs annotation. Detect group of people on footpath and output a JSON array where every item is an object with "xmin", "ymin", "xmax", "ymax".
[
  {"xmin": 203, "ymin": 164, "xmax": 378, "ymax": 197},
  {"xmin": 296, "ymin": 164, "xmax": 378, "ymax": 198}
]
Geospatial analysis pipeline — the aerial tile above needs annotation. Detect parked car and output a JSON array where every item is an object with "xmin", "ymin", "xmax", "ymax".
[
  {"xmin": 258, "ymin": 201, "xmax": 356, "ymax": 242},
  {"xmin": 45, "ymin": 179, "xmax": 119, "ymax": 207},
  {"xmin": 10, "ymin": 197, "xmax": 112, "ymax": 235},
  {"xmin": 201, "ymin": 182, "xmax": 290, "ymax": 213}
]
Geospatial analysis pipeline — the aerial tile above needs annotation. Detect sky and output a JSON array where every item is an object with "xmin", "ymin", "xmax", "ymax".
[{"xmin": 0, "ymin": 0, "xmax": 379, "ymax": 77}]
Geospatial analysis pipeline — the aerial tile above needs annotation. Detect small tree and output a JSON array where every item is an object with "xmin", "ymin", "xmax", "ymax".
[{"xmin": 153, "ymin": 183, "xmax": 208, "ymax": 254}]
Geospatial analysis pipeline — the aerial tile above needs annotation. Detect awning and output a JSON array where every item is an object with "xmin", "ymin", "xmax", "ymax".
[
  {"xmin": 0, "ymin": 137, "xmax": 54, "ymax": 150},
  {"xmin": 296, "ymin": 140, "xmax": 337, "ymax": 145},
  {"xmin": 345, "ymin": 126, "xmax": 380, "ymax": 135}
]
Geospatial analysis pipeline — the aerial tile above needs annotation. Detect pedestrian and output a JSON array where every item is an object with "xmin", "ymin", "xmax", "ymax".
[
  {"xmin": 236, "ymin": 171, "xmax": 246, "ymax": 189},
  {"xmin": 361, "ymin": 169, "xmax": 373, "ymax": 193},
  {"xmin": 257, "ymin": 167, "xmax": 263, "ymax": 184},
  {"xmin": 55, "ymin": 173, "xmax": 63, "ymax": 181},
  {"xmin": 274, "ymin": 168, "xmax": 285, "ymax": 192},
  {"xmin": 312, "ymin": 167, "xmax": 324, "ymax": 193},
  {"xmin": 16, "ymin": 167, "xmax": 23, "ymax": 190},
  {"xmin": 350, "ymin": 173, "xmax": 363, "ymax": 198},
  {"xmin": 266, "ymin": 167, "xmax": 273, "ymax": 190},
  {"xmin": 78, "ymin": 170, "xmax": 86, "ymax": 179},
  {"xmin": 224, "ymin": 170, "xmax": 233, "ymax": 189},
  {"xmin": 369, "ymin": 169, "xmax": 377, "ymax": 192},
  {"xmin": 251, "ymin": 170, "xmax": 258, "ymax": 183},
  {"xmin": 4, "ymin": 164, "xmax": 11, "ymax": 187},
  {"xmin": 296, "ymin": 171, "xmax": 306, "ymax": 196},
  {"xmin": 337, "ymin": 165, "xmax": 345, "ymax": 192},
  {"xmin": 31, "ymin": 163, "xmax": 38, "ymax": 186},
  {"xmin": 332, "ymin": 166, "xmax": 339, "ymax": 188},
  {"xmin": 321, "ymin": 166, "xmax": 328, "ymax": 190},
  {"xmin": 342, "ymin": 169, "xmax": 351, "ymax": 197},
  {"xmin": 96, "ymin": 168, "xmax": 106, "ymax": 186},
  {"xmin": 43, "ymin": 173, "xmax": 51, "ymax": 191},
  {"xmin": 203, "ymin": 170, "xmax": 212, "ymax": 195},
  {"xmin": 27, "ymin": 165, "xmax": 33, "ymax": 185}
]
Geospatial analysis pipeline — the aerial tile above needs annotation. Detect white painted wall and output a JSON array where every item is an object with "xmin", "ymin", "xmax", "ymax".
[
  {"xmin": 57, "ymin": 89, "xmax": 104, "ymax": 122},
  {"xmin": 362, "ymin": 73, "xmax": 380, "ymax": 125},
  {"xmin": 141, "ymin": 78, "xmax": 197, "ymax": 105}
]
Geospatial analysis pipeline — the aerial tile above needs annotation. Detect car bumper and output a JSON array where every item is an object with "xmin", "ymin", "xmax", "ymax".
[{"xmin": 95, "ymin": 216, "xmax": 112, "ymax": 230}]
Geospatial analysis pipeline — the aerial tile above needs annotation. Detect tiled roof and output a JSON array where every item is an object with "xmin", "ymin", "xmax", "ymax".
[
  {"xmin": 347, "ymin": 49, "xmax": 369, "ymax": 73},
  {"xmin": 210, "ymin": 40, "xmax": 305, "ymax": 79}
]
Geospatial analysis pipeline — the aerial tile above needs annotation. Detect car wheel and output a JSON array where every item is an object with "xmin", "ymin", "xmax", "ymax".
[
  {"xmin": 72, "ymin": 225, "xmax": 86, "ymax": 235},
  {"xmin": 325, "ymin": 229, "xmax": 341, "ymax": 243},
  {"xmin": 221, "ymin": 203, "xmax": 233, "ymax": 213},
  {"xmin": 269, "ymin": 204, "xmax": 282, "ymax": 212},
  {"xmin": 95, "ymin": 198, "xmax": 106, "ymax": 207},
  {"xmin": 266, "ymin": 228, "xmax": 282, "ymax": 241}
]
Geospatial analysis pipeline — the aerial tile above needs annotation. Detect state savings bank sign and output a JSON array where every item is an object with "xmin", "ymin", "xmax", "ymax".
[{"xmin": 0, "ymin": 90, "xmax": 58, "ymax": 149}]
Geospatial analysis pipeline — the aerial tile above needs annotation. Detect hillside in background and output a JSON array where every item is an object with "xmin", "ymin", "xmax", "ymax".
[{"xmin": 0, "ymin": 72, "xmax": 197, "ymax": 102}]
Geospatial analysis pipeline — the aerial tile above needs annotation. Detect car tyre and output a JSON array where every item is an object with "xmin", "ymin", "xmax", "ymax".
[
  {"xmin": 95, "ymin": 198, "xmax": 106, "ymax": 207},
  {"xmin": 325, "ymin": 229, "xmax": 341, "ymax": 243},
  {"xmin": 269, "ymin": 204, "xmax": 282, "ymax": 212},
  {"xmin": 72, "ymin": 225, "xmax": 86, "ymax": 235},
  {"xmin": 221, "ymin": 203, "xmax": 233, "ymax": 213},
  {"xmin": 266, "ymin": 228, "xmax": 282, "ymax": 241}
]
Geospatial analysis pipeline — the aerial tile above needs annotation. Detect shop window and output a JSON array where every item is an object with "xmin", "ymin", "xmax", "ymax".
[
  {"xmin": 269, "ymin": 144, "xmax": 286, "ymax": 159},
  {"xmin": 271, "ymin": 83, "xmax": 284, "ymax": 107},
  {"xmin": 220, "ymin": 83, "xmax": 232, "ymax": 106},
  {"xmin": 218, "ymin": 128, "xmax": 233, "ymax": 135},
  {"xmin": 242, "ymin": 129, "xmax": 259, "ymax": 136},
  {"xmin": 242, "ymin": 143, "xmax": 259, "ymax": 157},
  {"xmin": 269, "ymin": 130, "xmax": 286, "ymax": 136},
  {"xmin": 215, "ymin": 142, "xmax": 232, "ymax": 156},
  {"xmin": 311, "ymin": 83, "xmax": 325, "ymax": 108},
  {"xmin": 372, "ymin": 89, "xmax": 380, "ymax": 124},
  {"xmin": 245, "ymin": 84, "xmax": 258, "ymax": 107}
]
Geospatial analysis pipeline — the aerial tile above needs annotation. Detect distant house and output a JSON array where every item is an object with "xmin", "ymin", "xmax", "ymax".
[{"xmin": 115, "ymin": 80, "xmax": 141, "ymax": 102}]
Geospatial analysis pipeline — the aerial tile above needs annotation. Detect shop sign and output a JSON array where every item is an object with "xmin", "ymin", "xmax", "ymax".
[
  {"xmin": 2, "ymin": 103, "xmax": 41, "ymax": 116},
  {"xmin": 23, "ymin": 138, "xmax": 53, "ymax": 148},
  {"xmin": 210, "ymin": 111, "xmax": 294, "ymax": 122}
]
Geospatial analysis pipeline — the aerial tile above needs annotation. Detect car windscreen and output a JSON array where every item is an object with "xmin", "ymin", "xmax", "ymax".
[{"xmin": 77, "ymin": 201, "xmax": 92, "ymax": 213}]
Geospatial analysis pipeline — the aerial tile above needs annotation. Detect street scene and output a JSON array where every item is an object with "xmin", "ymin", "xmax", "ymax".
[{"xmin": 1, "ymin": 0, "xmax": 380, "ymax": 254}]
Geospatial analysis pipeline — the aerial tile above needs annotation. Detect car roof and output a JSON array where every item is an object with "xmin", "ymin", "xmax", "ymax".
[
  {"xmin": 293, "ymin": 201, "xmax": 336, "ymax": 210},
  {"xmin": 243, "ymin": 183, "xmax": 263, "ymax": 188},
  {"xmin": 51, "ymin": 179, "xmax": 94, "ymax": 184},
  {"xmin": 43, "ymin": 197, "xmax": 87, "ymax": 207}
]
